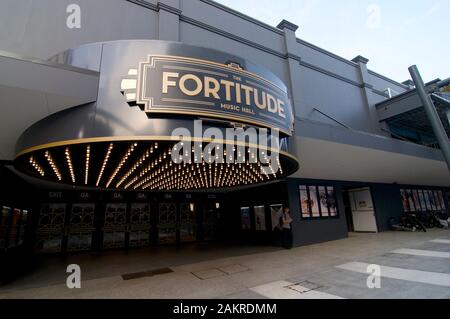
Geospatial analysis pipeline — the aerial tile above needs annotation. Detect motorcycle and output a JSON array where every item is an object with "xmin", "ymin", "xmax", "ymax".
[{"xmin": 389, "ymin": 213, "xmax": 427, "ymax": 232}]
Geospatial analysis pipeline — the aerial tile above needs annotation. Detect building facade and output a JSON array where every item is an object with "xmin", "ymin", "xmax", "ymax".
[{"xmin": 0, "ymin": 0, "xmax": 449, "ymax": 264}]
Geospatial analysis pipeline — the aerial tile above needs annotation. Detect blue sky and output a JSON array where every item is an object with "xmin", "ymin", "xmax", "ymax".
[{"xmin": 215, "ymin": 0, "xmax": 449, "ymax": 83}]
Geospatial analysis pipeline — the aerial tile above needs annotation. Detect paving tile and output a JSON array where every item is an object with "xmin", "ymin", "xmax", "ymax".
[
  {"xmin": 191, "ymin": 268, "xmax": 226, "ymax": 280},
  {"xmin": 218, "ymin": 264, "xmax": 250, "ymax": 275}
]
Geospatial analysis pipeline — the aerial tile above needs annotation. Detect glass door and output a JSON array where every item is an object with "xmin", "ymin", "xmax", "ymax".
[
  {"xmin": 103, "ymin": 203, "xmax": 127, "ymax": 248},
  {"xmin": 67, "ymin": 203, "xmax": 95, "ymax": 252},
  {"xmin": 180, "ymin": 203, "xmax": 196, "ymax": 243},
  {"xmin": 158, "ymin": 203, "xmax": 177, "ymax": 244},
  {"xmin": 203, "ymin": 201, "xmax": 221, "ymax": 241},
  {"xmin": 37, "ymin": 203, "xmax": 66, "ymax": 253},
  {"xmin": 129, "ymin": 203, "xmax": 151, "ymax": 247}
]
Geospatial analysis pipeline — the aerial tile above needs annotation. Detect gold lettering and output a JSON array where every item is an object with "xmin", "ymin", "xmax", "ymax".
[
  {"xmin": 267, "ymin": 94, "xmax": 278, "ymax": 113},
  {"xmin": 277, "ymin": 99, "xmax": 286, "ymax": 118},
  {"xmin": 162, "ymin": 72, "xmax": 179, "ymax": 94},
  {"xmin": 241, "ymin": 85, "xmax": 254, "ymax": 106},
  {"xmin": 235, "ymin": 83, "xmax": 242, "ymax": 104},
  {"xmin": 204, "ymin": 76, "xmax": 220, "ymax": 99},
  {"xmin": 179, "ymin": 74, "xmax": 203, "ymax": 96},
  {"xmin": 254, "ymin": 88, "xmax": 267, "ymax": 110},
  {"xmin": 220, "ymin": 79, "xmax": 235, "ymax": 102}
]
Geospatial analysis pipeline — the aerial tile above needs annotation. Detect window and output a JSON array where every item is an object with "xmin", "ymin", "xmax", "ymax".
[
  {"xmin": 300, "ymin": 185, "xmax": 338, "ymax": 219},
  {"xmin": 400, "ymin": 188, "xmax": 447, "ymax": 212}
]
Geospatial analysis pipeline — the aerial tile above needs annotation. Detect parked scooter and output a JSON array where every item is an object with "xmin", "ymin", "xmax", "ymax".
[{"xmin": 389, "ymin": 213, "xmax": 427, "ymax": 232}]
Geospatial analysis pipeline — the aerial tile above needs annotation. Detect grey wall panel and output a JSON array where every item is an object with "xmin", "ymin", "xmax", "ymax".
[
  {"xmin": 296, "ymin": 65, "xmax": 370, "ymax": 131},
  {"xmin": 287, "ymin": 180, "xmax": 348, "ymax": 246},
  {"xmin": 369, "ymin": 72, "xmax": 408, "ymax": 94},
  {"xmin": 293, "ymin": 42, "xmax": 360, "ymax": 83},
  {"xmin": 181, "ymin": 0, "xmax": 285, "ymax": 54},
  {"xmin": 179, "ymin": 22, "xmax": 290, "ymax": 85},
  {"xmin": 0, "ymin": 0, "xmax": 157, "ymax": 59}
]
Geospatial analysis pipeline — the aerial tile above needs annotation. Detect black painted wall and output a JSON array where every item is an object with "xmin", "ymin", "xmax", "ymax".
[{"xmin": 286, "ymin": 179, "xmax": 349, "ymax": 246}]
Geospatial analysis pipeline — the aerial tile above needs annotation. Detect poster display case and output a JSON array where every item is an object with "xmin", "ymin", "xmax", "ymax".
[
  {"xmin": 240, "ymin": 207, "xmax": 251, "ymax": 231},
  {"xmin": 254, "ymin": 206, "xmax": 266, "ymax": 231},
  {"xmin": 400, "ymin": 188, "xmax": 447, "ymax": 213},
  {"xmin": 8, "ymin": 209, "xmax": 21, "ymax": 246},
  {"xmin": 270, "ymin": 204, "xmax": 283, "ymax": 230},
  {"xmin": 0, "ymin": 206, "xmax": 11, "ymax": 249},
  {"xmin": 300, "ymin": 185, "xmax": 338, "ymax": 219}
]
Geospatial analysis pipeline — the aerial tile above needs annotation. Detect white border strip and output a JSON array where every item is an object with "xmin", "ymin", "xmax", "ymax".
[{"xmin": 337, "ymin": 262, "xmax": 450, "ymax": 287}]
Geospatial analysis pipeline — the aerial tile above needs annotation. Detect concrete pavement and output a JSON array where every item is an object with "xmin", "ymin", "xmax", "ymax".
[{"xmin": 1, "ymin": 229, "xmax": 449, "ymax": 299}]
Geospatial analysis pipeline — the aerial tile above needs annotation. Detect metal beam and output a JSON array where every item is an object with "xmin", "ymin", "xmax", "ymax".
[{"xmin": 409, "ymin": 65, "xmax": 450, "ymax": 171}]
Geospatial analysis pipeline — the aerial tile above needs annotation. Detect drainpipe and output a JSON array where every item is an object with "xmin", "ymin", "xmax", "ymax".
[{"xmin": 409, "ymin": 65, "xmax": 450, "ymax": 171}]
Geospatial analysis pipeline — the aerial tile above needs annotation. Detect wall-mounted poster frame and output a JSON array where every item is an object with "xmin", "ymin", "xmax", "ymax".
[
  {"xmin": 270, "ymin": 204, "xmax": 283, "ymax": 230},
  {"xmin": 299, "ymin": 184, "xmax": 338, "ymax": 219},
  {"xmin": 400, "ymin": 188, "xmax": 447, "ymax": 213},
  {"xmin": 0, "ymin": 206, "xmax": 11, "ymax": 249},
  {"xmin": 254, "ymin": 205, "xmax": 266, "ymax": 231},
  {"xmin": 240, "ymin": 206, "xmax": 251, "ymax": 231}
]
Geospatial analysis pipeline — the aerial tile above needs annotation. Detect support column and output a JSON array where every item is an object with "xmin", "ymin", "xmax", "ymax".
[
  {"xmin": 409, "ymin": 65, "xmax": 450, "ymax": 171},
  {"xmin": 277, "ymin": 20, "xmax": 301, "ymax": 119},
  {"xmin": 352, "ymin": 55, "xmax": 383, "ymax": 134},
  {"xmin": 157, "ymin": 0, "xmax": 181, "ymax": 42}
]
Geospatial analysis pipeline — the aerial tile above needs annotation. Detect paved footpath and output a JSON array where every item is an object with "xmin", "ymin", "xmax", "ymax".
[{"xmin": 1, "ymin": 229, "xmax": 450, "ymax": 299}]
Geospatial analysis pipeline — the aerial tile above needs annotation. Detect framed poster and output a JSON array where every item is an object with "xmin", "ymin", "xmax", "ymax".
[
  {"xmin": 8, "ymin": 209, "xmax": 22, "ymax": 246},
  {"xmin": 438, "ymin": 191, "xmax": 446, "ymax": 210},
  {"xmin": 318, "ymin": 186, "xmax": 329, "ymax": 217},
  {"xmin": 254, "ymin": 206, "xmax": 266, "ymax": 231},
  {"xmin": 270, "ymin": 204, "xmax": 283, "ymax": 230},
  {"xmin": 400, "ymin": 189, "xmax": 409, "ymax": 212},
  {"xmin": 433, "ymin": 191, "xmax": 442, "ymax": 210},
  {"xmin": 327, "ymin": 186, "xmax": 337, "ymax": 217},
  {"xmin": 309, "ymin": 186, "xmax": 320, "ymax": 217},
  {"xmin": 406, "ymin": 190, "xmax": 415, "ymax": 211},
  {"xmin": 428, "ymin": 190, "xmax": 436, "ymax": 211},
  {"xmin": 299, "ymin": 185, "xmax": 310, "ymax": 218},
  {"xmin": 418, "ymin": 190, "xmax": 427, "ymax": 211},
  {"xmin": 240, "ymin": 207, "xmax": 251, "ymax": 231},
  {"xmin": 0, "ymin": 206, "xmax": 11, "ymax": 249},
  {"xmin": 424, "ymin": 191, "xmax": 431, "ymax": 210},
  {"xmin": 412, "ymin": 190, "xmax": 421, "ymax": 211}
]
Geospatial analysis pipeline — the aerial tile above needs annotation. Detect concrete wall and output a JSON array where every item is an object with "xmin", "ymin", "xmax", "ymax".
[{"xmin": 0, "ymin": 0, "xmax": 409, "ymax": 136}]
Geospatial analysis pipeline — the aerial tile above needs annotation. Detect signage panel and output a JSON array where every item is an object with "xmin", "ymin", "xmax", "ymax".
[{"xmin": 122, "ymin": 55, "xmax": 294, "ymax": 135}]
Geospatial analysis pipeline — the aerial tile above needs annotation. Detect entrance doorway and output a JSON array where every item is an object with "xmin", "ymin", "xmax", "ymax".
[{"xmin": 344, "ymin": 187, "xmax": 378, "ymax": 233}]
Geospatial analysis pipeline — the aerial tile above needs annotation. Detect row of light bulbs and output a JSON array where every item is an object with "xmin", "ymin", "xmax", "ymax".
[
  {"xmin": 44, "ymin": 150, "xmax": 62, "ymax": 181},
  {"xmin": 85, "ymin": 145, "xmax": 90, "ymax": 185},
  {"xmin": 65, "ymin": 147, "xmax": 76, "ymax": 183},
  {"xmin": 116, "ymin": 143, "xmax": 158, "ymax": 189},
  {"xmin": 105, "ymin": 143, "xmax": 138, "ymax": 188},
  {"xmin": 28, "ymin": 141, "xmax": 283, "ymax": 190},
  {"xmin": 29, "ymin": 156, "xmax": 45, "ymax": 177},
  {"xmin": 96, "ymin": 143, "xmax": 114, "ymax": 187}
]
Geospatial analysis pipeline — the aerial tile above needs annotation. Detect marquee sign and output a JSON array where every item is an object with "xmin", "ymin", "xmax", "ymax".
[{"xmin": 121, "ymin": 55, "xmax": 294, "ymax": 135}]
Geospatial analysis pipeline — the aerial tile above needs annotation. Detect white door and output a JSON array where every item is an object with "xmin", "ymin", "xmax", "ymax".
[{"xmin": 349, "ymin": 188, "xmax": 378, "ymax": 232}]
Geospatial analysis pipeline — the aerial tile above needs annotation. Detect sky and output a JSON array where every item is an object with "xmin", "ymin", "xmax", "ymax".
[{"xmin": 215, "ymin": 0, "xmax": 450, "ymax": 83}]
